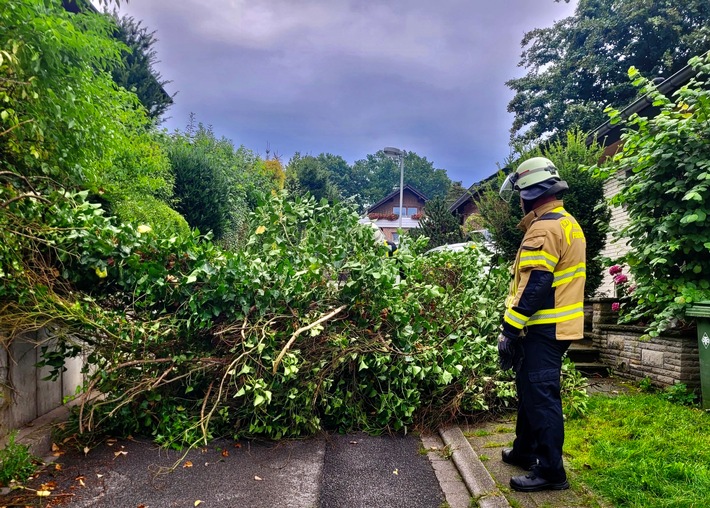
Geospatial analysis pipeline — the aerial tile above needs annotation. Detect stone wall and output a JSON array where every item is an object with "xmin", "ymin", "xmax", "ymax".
[{"xmin": 586, "ymin": 298, "xmax": 699, "ymax": 387}]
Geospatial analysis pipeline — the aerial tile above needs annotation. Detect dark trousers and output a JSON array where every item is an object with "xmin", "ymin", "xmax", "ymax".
[{"xmin": 512, "ymin": 331, "xmax": 571, "ymax": 482}]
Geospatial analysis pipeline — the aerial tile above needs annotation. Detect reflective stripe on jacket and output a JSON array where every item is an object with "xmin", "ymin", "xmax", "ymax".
[{"xmin": 503, "ymin": 200, "xmax": 586, "ymax": 341}]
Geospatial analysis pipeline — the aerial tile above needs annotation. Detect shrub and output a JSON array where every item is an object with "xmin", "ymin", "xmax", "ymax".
[
  {"xmin": 112, "ymin": 196, "xmax": 190, "ymax": 238},
  {"xmin": 590, "ymin": 53, "xmax": 710, "ymax": 334},
  {"xmin": 409, "ymin": 196, "xmax": 465, "ymax": 249},
  {"xmin": 0, "ymin": 431, "xmax": 39, "ymax": 487}
]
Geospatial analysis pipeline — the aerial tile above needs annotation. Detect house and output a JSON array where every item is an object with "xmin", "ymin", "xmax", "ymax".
[
  {"xmin": 448, "ymin": 186, "xmax": 480, "ymax": 222},
  {"xmin": 448, "ymin": 172, "xmax": 502, "ymax": 228},
  {"xmin": 361, "ymin": 184, "xmax": 428, "ymax": 243},
  {"xmin": 587, "ymin": 62, "xmax": 698, "ymax": 296}
]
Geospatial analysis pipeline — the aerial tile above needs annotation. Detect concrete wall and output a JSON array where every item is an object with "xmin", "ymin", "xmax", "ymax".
[
  {"xmin": 0, "ymin": 330, "xmax": 85, "ymax": 442},
  {"xmin": 586, "ymin": 299, "xmax": 699, "ymax": 387}
]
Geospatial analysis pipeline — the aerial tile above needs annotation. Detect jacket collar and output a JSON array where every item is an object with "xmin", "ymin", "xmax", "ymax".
[{"xmin": 517, "ymin": 199, "xmax": 564, "ymax": 232}]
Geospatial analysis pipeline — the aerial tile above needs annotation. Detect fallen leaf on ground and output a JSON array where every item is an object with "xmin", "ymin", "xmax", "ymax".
[
  {"xmin": 36, "ymin": 490, "xmax": 51, "ymax": 497},
  {"xmin": 55, "ymin": 463, "xmax": 62, "ymax": 471},
  {"xmin": 114, "ymin": 450, "xmax": 128, "ymax": 458},
  {"xmin": 183, "ymin": 461, "xmax": 193, "ymax": 468},
  {"xmin": 83, "ymin": 446, "xmax": 90, "ymax": 455},
  {"xmin": 194, "ymin": 501, "xmax": 203, "ymax": 506},
  {"xmin": 51, "ymin": 443, "xmax": 60, "ymax": 452},
  {"xmin": 221, "ymin": 450, "xmax": 229, "ymax": 457},
  {"xmin": 254, "ymin": 475, "xmax": 263, "ymax": 481},
  {"xmin": 393, "ymin": 469, "xmax": 399, "ymax": 475},
  {"xmin": 349, "ymin": 441, "xmax": 358, "ymax": 445}
]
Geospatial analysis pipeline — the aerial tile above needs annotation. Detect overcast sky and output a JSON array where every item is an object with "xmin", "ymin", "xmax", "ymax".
[{"xmin": 116, "ymin": 0, "xmax": 578, "ymax": 187}]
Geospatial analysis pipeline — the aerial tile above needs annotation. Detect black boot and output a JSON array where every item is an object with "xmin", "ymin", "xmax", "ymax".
[
  {"xmin": 510, "ymin": 471, "xmax": 569, "ymax": 492},
  {"xmin": 501, "ymin": 448, "xmax": 537, "ymax": 471}
]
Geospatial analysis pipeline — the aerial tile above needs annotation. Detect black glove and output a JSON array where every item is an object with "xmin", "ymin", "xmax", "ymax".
[{"xmin": 498, "ymin": 332, "xmax": 520, "ymax": 371}]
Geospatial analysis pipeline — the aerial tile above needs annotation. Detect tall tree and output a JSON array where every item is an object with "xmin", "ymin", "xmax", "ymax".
[
  {"xmin": 507, "ymin": 0, "xmax": 710, "ymax": 145},
  {"xmin": 0, "ymin": 0, "xmax": 144, "ymax": 185},
  {"xmin": 110, "ymin": 14, "xmax": 174, "ymax": 122},
  {"xmin": 445, "ymin": 181, "xmax": 468, "ymax": 208},
  {"xmin": 286, "ymin": 153, "xmax": 340, "ymax": 203},
  {"xmin": 409, "ymin": 196, "xmax": 465, "ymax": 249},
  {"xmin": 351, "ymin": 150, "xmax": 451, "ymax": 208}
]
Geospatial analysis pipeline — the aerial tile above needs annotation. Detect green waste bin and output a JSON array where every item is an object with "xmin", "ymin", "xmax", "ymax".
[{"xmin": 686, "ymin": 301, "xmax": 710, "ymax": 410}]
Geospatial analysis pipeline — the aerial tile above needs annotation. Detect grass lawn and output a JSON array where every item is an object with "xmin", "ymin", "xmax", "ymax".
[{"xmin": 565, "ymin": 392, "xmax": 710, "ymax": 508}]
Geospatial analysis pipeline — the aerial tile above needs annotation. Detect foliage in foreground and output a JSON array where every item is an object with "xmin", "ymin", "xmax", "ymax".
[
  {"xmin": 591, "ymin": 52, "xmax": 710, "ymax": 334},
  {"xmin": 565, "ymin": 393, "xmax": 710, "ymax": 508},
  {"xmin": 2, "ymin": 186, "xmax": 581, "ymax": 448}
]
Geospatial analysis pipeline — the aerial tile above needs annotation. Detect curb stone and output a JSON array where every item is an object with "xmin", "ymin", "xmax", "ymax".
[
  {"xmin": 439, "ymin": 426, "xmax": 510, "ymax": 508},
  {"xmin": 422, "ymin": 433, "xmax": 473, "ymax": 508}
]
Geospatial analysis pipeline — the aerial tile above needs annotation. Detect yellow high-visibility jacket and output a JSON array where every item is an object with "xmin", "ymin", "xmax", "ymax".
[{"xmin": 502, "ymin": 200, "xmax": 586, "ymax": 341}]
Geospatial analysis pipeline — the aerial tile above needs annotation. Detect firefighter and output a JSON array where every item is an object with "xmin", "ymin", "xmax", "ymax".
[{"xmin": 497, "ymin": 157, "xmax": 586, "ymax": 492}]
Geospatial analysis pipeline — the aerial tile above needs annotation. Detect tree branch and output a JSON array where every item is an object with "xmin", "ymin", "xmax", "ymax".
[{"xmin": 272, "ymin": 305, "xmax": 346, "ymax": 374}]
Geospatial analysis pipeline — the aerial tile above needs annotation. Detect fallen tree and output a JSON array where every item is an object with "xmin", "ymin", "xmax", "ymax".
[{"xmin": 1, "ymin": 189, "xmax": 586, "ymax": 449}]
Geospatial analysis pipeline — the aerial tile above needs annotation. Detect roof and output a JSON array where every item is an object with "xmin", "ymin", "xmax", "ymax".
[
  {"xmin": 448, "ymin": 170, "xmax": 506, "ymax": 213},
  {"xmin": 366, "ymin": 184, "xmax": 429, "ymax": 213},
  {"xmin": 62, "ymin": 1, "xmax": 94, "ymax": 13},
  {"xmin": 587, "ymin": 62, "xmax": 698, "ymax": 147}
]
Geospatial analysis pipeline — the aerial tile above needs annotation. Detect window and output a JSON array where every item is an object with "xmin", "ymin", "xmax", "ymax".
[
  {"xmin": 393, "ymin": 207, "xmax": 418, "ymax": 217},
  {"xmin": 392, "ymin": 233, "xmax": 400, "ymax": 243}
]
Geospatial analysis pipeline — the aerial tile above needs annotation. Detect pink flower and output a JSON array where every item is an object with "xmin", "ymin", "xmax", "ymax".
[
  {"xmin": 609, "ymin": 265, "xmax": 623, "ymax": 275},
  {"xmin": 627, "ymin": 284, "xmax": 636, "ymax": 294},
  {"xmin": 611, "ymin": 302, "xmax": 620, "ymax": 312},
  {"xmin": 613, "ymin": 274, "xmax": 628, "ymax": 284}
]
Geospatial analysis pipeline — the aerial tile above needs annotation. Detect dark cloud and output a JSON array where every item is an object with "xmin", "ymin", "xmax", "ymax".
[{"xmin": 118, "ymin": 0, "xmax": 577, "ymax": 186}]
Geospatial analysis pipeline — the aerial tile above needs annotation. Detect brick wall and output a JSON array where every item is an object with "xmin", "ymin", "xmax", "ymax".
[{"xmin": 598, "ymin": 171, "xmax": 632, "ymax": 297}]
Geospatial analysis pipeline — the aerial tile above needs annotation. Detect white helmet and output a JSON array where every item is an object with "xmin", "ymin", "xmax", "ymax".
[
  {"xmin": 367, "ymin": 221, "xmax": 387, "ymax": 243},
  {"xmin": 499, "ymin": 157, "xmax": 568, "ymax": 202}
]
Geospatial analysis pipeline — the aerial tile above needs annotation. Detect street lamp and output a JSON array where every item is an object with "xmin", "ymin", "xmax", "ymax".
[{"xmin": 383, "ymin": 146, "xmax": 405, "ymax": 230}]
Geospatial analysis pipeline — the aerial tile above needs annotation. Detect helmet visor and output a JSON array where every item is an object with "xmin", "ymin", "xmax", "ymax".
[{"xmin": 499, "ymin": 172, "xmax": 518, "ymax": 202}]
